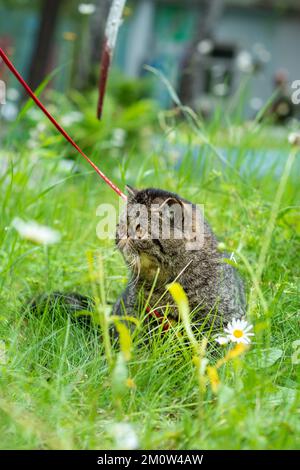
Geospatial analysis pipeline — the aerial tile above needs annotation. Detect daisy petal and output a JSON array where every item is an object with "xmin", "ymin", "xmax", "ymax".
[{"xmin": 215, "ymin": 336, "xmax": 230, "ymax": 345}]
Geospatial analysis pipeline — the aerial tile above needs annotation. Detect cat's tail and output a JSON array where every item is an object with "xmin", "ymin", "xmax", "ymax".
[{"xmin": 27, "ymin": 291, "xmax": 95, "ymax": 327}]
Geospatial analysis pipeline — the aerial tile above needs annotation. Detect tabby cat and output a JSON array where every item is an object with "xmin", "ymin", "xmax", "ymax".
[
  {"xmin": 113, "ymin": 186, "xmax": 246, "ymax": 331},
  {"xmin": 30, "ymin": 186, "xmax": 246, "ymax": 335}
]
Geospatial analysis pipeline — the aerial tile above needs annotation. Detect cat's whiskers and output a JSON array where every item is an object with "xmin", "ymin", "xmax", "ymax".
[{"xmin": 128, "ymin": 254, "xmax": 141, "ymax": 287}]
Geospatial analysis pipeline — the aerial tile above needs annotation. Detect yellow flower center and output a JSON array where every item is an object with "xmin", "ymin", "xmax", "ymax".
[{"xmin": 233, "ymin": 329, "xmax": 243, "ymax": 338}]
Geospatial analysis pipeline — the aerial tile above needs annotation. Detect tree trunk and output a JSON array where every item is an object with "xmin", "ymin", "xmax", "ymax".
[
  {"xmin": 27, "ymin": 0, "xmax": 64, "ymax": 91},
  {"xmin": 90, "ymin": 0, "xmax": 111, "ymax": 66},
  {"xmin": 74, "ymin": 0, "xmax": 111, "ymax": 90}
]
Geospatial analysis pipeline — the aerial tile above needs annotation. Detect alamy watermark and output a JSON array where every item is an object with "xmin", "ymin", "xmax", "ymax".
[
  {"xmin": 291, "ymin": 80, "xmax": 300, "ymax": 105},
  {"xmin": 0, "ymin": 79, "xmax": 6, "ymax": 105},
  {"xmin": 96, "ymin": 200, "xmax": 205, "ymax": 251}
]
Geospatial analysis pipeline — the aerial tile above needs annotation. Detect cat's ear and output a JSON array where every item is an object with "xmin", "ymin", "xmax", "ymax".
[{"xmin": 126, "ymin": 185, "xmax": 138, "ymax": 198}]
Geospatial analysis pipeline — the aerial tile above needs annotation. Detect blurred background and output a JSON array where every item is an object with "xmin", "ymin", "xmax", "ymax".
[
  {"xmin": 1, "ymin": 2, "xmax": 300, "ymax": 453},
  {"xmin": 1, "ymin": 0, "xmax": 300, "ymax": 123}
]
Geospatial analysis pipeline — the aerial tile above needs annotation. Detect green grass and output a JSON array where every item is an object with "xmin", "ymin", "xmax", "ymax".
[{"xmin": 0, "ymin": 89, "xmax": 300, "ymax": 450}]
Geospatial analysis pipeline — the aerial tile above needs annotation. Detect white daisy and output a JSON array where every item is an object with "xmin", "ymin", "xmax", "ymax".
[
  {"xmin": 12, "ymin": 218, "xmax": 61, "ymax": 246},
  {"xmin": 224, "ymin": 318, "xmax": 254, "ymax": 344},
  {"xmin": 109, "ymin": 422, "xmax": 139, "ymax": 450},
  {"xmin": 78, "ymin": 3, "xmax": 96, "ymax": 15},
  {"xmin": 288, "ymin": 132, "xmax": 300, "ymax": 146},
  {"xmin": 215, "ymin": 336, "xmax": 230, "ymax": 345}
]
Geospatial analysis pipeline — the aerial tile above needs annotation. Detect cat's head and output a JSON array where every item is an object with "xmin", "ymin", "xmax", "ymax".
[{"xmin": 116, "ymin": 186, "xmax": 203, "ymax": 282}]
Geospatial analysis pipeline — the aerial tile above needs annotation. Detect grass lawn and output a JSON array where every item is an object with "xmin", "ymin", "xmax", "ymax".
[{"xmin": 0, "ymin": 89, "xmax": 299, "ymax": 450}]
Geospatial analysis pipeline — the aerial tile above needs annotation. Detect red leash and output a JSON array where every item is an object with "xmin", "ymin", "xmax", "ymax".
[
  {"xmin": 0, "ymin": 48, "xmax": 127, "ymax": 201},
  {"xmin": 1, "ymin": 49, "xmax": 174, "ymax": 331},
  {"xmin": 146, "ymin": 306, "xmax": 172, "ymax": 332}
]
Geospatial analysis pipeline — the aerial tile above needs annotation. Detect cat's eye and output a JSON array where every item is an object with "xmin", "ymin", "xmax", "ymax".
[{"xmin": 135, "ymin": 224, "xmax": 145, "ymax": 239}]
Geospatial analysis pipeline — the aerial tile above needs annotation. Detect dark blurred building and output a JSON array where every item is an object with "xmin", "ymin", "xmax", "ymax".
[{"xmin": 117, "ymin": 0, "xmax": 300, "ymax": 115}]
